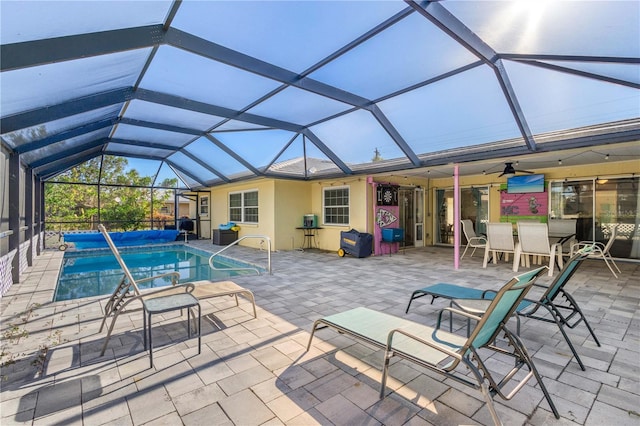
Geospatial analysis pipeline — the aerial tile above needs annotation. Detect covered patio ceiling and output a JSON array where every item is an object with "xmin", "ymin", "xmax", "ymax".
[{"xmin": 1, "ymin": 1, "xmax": 639, "ymax": 189}]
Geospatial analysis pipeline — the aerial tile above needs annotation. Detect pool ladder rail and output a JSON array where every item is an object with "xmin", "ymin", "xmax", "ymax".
[{"xmin": 209, "ymin": 235, "xmax": 272, "ymax": 275}]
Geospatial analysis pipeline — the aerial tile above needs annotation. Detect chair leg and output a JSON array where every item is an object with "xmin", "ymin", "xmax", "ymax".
[
  {"xmin": 541, "ymin": 304, "xmax": 586, "ymax": 370},
  {"xmin": 480, "ymin": 382, "xmax": 503, "ymax": 426},
  {"xmin": 405, "ymin": 290, "xmax": 427, "ymax": 313},
  {"xmin": 608, "ymin": 255, "xmax": 622, "ymax": 273},
  {"xmin": 506, "ymin": 330, "xmax": 560, "ymax": 419},
  {"xmin": 306, "ymin": 320, "xmax": 324, "ymax": 351},
  {"xmin": 483, "ymin": 248, "xmax": 491, "ymax": 268},
  {"xmin": 561, "ymin": 291, "xmax": 601, "ymax": 347},
  {"xmin": 380, "ymin": 349, "xmax": 393, "ymax": 399},
  {"xmin": 461, "ymin": 243, "xmax": 470, "ymax": 259},
  {"xmin": 602, "ymin": 256, "xmax": 619, "ymax": 278}
]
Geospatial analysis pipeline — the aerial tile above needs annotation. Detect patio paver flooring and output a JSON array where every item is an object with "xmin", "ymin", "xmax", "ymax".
[{"xmin": 1, "ymin": 242, "xmax": 638, "ymax": 425}]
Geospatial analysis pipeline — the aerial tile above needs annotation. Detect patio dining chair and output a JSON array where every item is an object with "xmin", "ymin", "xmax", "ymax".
[
  {"xmin": 461, "ymin": 219, "xmax": 486, "ymax": 259},
  {"xmin": 514, "ymin": 221, "xmax": 563, "ymax": 276},
  {"xmin": 307, "ymin": 267, "xmax": 559, "ymax": 426},
  {"xmin": 483, "ymin": 222, "xmax": 516, "ymax": 268},
  {"xmin": 571, "ymin": 223, "xmax": 621, "ymax": 278},
  {"xmin": 405, "ymin": 247, "xmax": 600, "ymax": 371}
]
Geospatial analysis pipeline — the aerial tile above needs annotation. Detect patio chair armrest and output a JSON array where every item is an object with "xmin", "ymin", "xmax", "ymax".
[
  {"xmin": 572, "ymin": 241, "xmax": 604, "ymax": 250},
  {"xmin": 136, "ymin": 271, "xmax": 181, "ymax": 285},
  {"xmin": 386, "ymin": 327, "xmax": 463, "ymax": 367},
  {"xmin": 139, "ymin": 283, "xmax": 193, "ymax": 299},
  {"xmin": 481, "ymin": 289, "xmax": 497, "ymax": 298},
  {"xmin": 436, "ymin": 306, "xmax": 483, "ymax": 329},
  {"xmin": 531, "ymin": 282, "xmax": 549, "ymax": 289}
]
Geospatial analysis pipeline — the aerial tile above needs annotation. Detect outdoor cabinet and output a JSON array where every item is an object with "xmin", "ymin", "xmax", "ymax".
[{"xmin": 213, "ymin": 229, "xmax": 238, "ymax": 245}]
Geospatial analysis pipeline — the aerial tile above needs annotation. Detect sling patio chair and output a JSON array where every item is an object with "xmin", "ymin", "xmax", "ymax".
[
  {"xmin": 97, "ymin": 224, "xmax": 257, "ymax": 356},
  {"xmin": 307, "ymin": 267, "xmax": 559, "ymax": 426},
  {"xmin": 483, "ymin": 222, "xmax": 516, "ymax": 268},
  {"xmin": 461, "ymin": 219, "xmax": 487, "ymax": 259},
  {"xmin": 513, "ymin": 221, "xmax": 563, "ymax": 276},
  {"xmin": 404, "ymin": 246, "xmax": 600, "ymax": 371},
  {"xmin": 571, "ymin": 223, "xmax": 621, "ymax": 278}
]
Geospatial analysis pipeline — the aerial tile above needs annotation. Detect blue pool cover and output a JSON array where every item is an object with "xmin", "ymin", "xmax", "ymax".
[{"xmin": 64, "ymin": 230, "xmax": 180, "ymax": 249}]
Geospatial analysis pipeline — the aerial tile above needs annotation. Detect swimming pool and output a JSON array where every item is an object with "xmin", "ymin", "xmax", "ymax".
[{"xmin": 54, "ymin": 245, "xmax": 261, "ymax": 301}]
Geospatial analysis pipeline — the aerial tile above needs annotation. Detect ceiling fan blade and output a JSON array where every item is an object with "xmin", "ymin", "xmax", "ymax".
[{"xmin": 516, "ymin": 169, "xmax": 536, "ymax": 174}]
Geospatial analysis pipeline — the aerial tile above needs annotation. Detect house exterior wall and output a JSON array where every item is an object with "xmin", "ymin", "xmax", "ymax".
[
  {"xmin": 274, "ymin": 180, "xmax": 311, "ymax": 251},
  {"xmin": 210, "ymin": 179, "xmax": 276, "ymax": 250},
  {"xmin": 424, "ymin": 159, "xmax": 639, "ymax": 245},
  {"xmin": 205, "ymin": 159, "xmax": 638, "ymax": 254},
  {"xmin": 309, "ymin": 178, "xmax": 369, "ymax": 252}
]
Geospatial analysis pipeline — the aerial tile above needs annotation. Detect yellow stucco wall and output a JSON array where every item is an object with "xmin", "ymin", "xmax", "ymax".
[
  {"xmin": 274, "ymin": 180, "xmax": 312, "ymax": 251},
  {"xmin": 203, "ymin": 159, "xmax": 638, "ymax": 251},
  {"xmin": 209, "ymin": 179, "xmax": 275, "ymax": 250},
  {"xmin": 309, "ymin": 178, "xmax": 369, "ymax": 252}
]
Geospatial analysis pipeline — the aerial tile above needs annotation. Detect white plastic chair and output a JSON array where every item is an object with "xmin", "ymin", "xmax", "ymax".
[
  {"xmin": 483, "ymin": 223, "xmax": 516, "ymax": 268},
  {"xmin": 571, "ymin": 223, "xmax": 621, "ymax": 278},
  {"xmin": 460, "ymin": 219, "xmax": 486, "ymax": 259},
  {"xmin": 514, "ymin": 222, "xmax": 562, "ymax": 276}
]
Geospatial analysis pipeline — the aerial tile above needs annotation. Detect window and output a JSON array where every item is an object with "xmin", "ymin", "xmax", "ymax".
[
  {"xmin": 323, "ymin": 186, "xmax": 349, "ymax": 225},
  {"xmin": 229, "ymin": 190, "xmax": 258, "ymax": 223},
  {"xmin": 549, "ymin": 176, "xmax": 639, "ymax": 259},
  {"xmin": 199, "ymin": 196, "xmax": 209, "ymax": 216}
]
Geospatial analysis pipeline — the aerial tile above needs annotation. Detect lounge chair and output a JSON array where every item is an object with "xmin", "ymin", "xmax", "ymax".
[
  {"xmin": 307, "ymin": 267, "xmax": 558, "ymax": 426},
  {"xmin": 405, "ymin": 247, "xmax": 600, "ymax": 370},
  {"xmin": 97, "ymin": 224, "xmax": 256, "ymax": 356}
]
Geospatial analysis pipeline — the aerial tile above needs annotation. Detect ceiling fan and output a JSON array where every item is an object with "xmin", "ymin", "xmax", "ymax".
[{"xmin": 497, "ymin": 162, "xmax": 535, "ymax": 178}]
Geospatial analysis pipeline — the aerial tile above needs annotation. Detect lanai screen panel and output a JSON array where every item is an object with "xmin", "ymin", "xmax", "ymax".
[
  {"xmin": 21, "ymin": 129, "xmax": 111, "ymax": 165},
  {"xmin": 310, "ymin": 109, "xmax": 409, "ymax": 166},
  {"xmin": 171, "ymin": 1, "xmax": 407, "ymax": 73},
  {"xmin": 0, "ymin": 1, "xmax": 172, "ymax": 43},
  {"xmin": 184, "ymin": 137, "xmax": 255, "ymax": 179},
  {"xmin": 503, "ymin": 61, "xmax": 640, "ymax": 134},
  {"xmin": 444, "ymin": 1, "xmax": 639, "ymax": 57},
  {"xmin": 139, "ymin": 46, "xmax": 282, "ymax": 112},
  {"xmin": 1, "ymin": 49, "xmax": 150, "ymax": 117},
  {"xmin": 1, "ymin": 105, "xmax": 121, "ymax": 150},
  {"xmin": 379, "ymin": 65, "xmax": 524, "ymax": 153},
  {"xmin": 214, "ymin": 130, "xmax": 297, "ymax": 171},
  {"xmin": 123, "ymin": 101, "xmax": 226, "ymax": 133},
  {"xmin": 308, "ymin": 12, "xmax": 479, "ymax": 100},
  {"xmin": 105, "ymin": 143, "xmax": 174, "ymax": 161},
  {"xmin": 1, "ymin": 1, "xmax": 638, "ymax": 188},
  {"xmin": 112, "ymin": 124, "xmax": 194, "ymax": 148}
]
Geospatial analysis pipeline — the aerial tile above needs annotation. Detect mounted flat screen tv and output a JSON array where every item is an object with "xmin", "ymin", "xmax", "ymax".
[{"xmin": 507, "ymin": 174, "xmax": 545, "ymax": 193}]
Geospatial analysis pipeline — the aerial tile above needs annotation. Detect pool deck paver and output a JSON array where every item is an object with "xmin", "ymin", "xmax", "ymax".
[{"xmin": 1, "ymin": 241, "xmax": 639, "ymax": 425}]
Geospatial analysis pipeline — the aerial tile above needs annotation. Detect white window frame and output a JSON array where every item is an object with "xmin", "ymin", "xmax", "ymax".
[
  {"xmin": 323, "ymin": 186, "xmax": 350, "ymax": 225},
  {"xmin": 229, "ymin": 189, "xmax": 258, "ymax": 224},
  {"xmin": 199, "ymin": 196, "xmax": 209, "ymax": 216}
]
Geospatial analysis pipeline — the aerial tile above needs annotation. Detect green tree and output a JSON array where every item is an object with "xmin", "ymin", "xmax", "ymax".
[{"xmin": 45, "ymin": 157, "xmax": 178, "ymax": 231}]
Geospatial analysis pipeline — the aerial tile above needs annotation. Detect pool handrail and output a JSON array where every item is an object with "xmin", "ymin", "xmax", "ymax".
[{"xmin": 209, "ymin": 235, "xmax": 272, "ymax": 275}]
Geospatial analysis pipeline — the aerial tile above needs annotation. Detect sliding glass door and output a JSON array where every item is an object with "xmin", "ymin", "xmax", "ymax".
[
  {"xmin": 435, "ymin": 187, "xmax": 489, "ymax": 245},
  {"xmin": 549, "ymin": 176, "xmax": 639, "ymax": 259}
]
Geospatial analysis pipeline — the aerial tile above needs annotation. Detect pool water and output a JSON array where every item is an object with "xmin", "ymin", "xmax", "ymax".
[{"xmin": 54, "ymin": 245, "xmax": 260, "ymax": 301}]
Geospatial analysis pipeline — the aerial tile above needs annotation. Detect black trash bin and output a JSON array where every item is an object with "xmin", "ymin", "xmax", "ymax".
[{"xmin": 338, "ymin": 229, "xmax": 373, "ymax": 258}]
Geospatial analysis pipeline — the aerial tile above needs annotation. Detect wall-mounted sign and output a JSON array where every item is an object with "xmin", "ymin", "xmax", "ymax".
[{"xmin": 376, "ymin": 185, "xmax": 398, "ymax": 206}]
